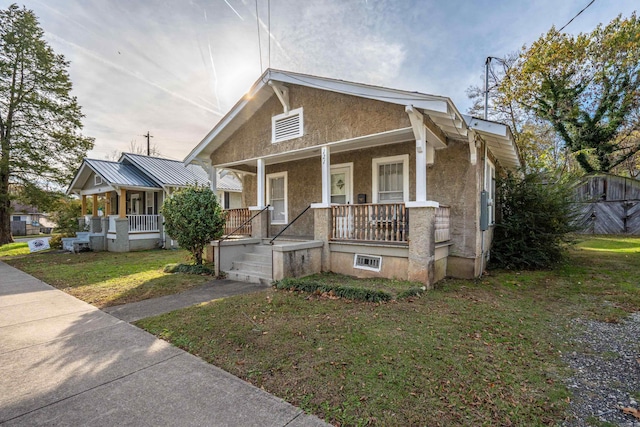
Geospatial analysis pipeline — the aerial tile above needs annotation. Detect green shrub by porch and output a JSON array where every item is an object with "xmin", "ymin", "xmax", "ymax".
[
  {"xmin": 161, "ymin": 185, "xmax": 225, "ymax": 265},
  {"xmin": 275, "ymin": 277, "xmax": 392, "ymax": 302}
]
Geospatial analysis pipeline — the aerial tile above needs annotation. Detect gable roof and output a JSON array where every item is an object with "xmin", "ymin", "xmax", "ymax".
[
  {"xmin": 184, "ymin": 68, "xmax": 520, "ymax": 170},
  {"xmin": 84, "ymin": 159, "xmax": 160, "ymax": 189},
  {"xmin": 121, "ymin": 153, "xmax": 210, "ymax": 187}
]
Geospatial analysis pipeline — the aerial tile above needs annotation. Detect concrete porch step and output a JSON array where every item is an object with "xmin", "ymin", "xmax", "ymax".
[
  {"xmin": 252, "ymin": 245, "xmax": 273, "ymax": 255},
  {"xmin": 231, "ymin": 260, "xmax": 272, "ymax": 276},
  {"xmin": 225, "ymin": 269, "xmax": 272, "ymax": 285},
  {"xmin": 243, "ymin": 252, "xmax": 271, "ymax": 263}
]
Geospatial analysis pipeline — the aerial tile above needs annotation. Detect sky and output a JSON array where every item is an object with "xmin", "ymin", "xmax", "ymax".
[{"xmin": 1, "ymin": 0, "xmax": 637, "ymax": 161}]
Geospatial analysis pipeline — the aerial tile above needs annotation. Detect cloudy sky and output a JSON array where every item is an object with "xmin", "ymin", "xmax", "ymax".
[{"xmin": 1, "ymin": 0, "xmax": 637, "ymax": 161}]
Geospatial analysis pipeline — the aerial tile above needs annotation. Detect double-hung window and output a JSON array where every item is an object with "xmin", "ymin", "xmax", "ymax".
[
  {"xmin": 267, "ymin": 172, "xmax": 287, "ymax": 224},
  {"xmin": 372, "ymin": 155, "xmax": 409, "ymax": 203}
]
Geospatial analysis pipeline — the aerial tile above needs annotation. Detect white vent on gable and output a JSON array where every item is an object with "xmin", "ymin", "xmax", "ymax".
[
  {"xmin": 353, "ymin": 254, "xmax": 382, "ymax": 272},
  {"xmin": 272, "ymin": 107, "xmax": 303, "ymax": 143},
  {"xmin": 94, "ymin": 175, "xmax": 103, "ymax": 185}
]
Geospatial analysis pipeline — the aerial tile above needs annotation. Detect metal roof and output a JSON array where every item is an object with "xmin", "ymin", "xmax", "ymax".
[
  {"xmin": 216, "ymin": 171, "xmax": 242, "ymax": 192},
  {"xmin": 122, "ymin": 153, "xmax": 210, "ymax": 187},
  {"xmin": 85, "ymin": 159, "xmax": 160, "ymax": 188}
]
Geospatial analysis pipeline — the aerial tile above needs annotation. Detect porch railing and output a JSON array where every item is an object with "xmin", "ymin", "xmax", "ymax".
[
  {"xmin": 331, "ymin": 203, "xmax": 408, "ymax": 243},
  {"xmin": 435, "ymin": 205, "xmax": 450, "ymax": 243},
  {"xmin": 224, "ymin": 208, "xmax": 252, "ymax": 236},
  {"xmin": 128, "ymin": 214, "xmax": 159, "ymax": 232}
]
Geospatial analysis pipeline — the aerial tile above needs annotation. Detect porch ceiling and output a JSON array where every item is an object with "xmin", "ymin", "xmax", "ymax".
[{"xmin": 214, "ymin": 127, "xmax": 415, "ymax": 170}]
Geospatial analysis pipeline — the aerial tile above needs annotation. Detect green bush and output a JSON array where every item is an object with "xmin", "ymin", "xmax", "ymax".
[
  {"xmin": 49, "ymin": 233, "xmax": 74, "ymax": 249},
  {"xmin": 396, "ymin": 287, "xmax": 427, "ymax": 299},
  {"xmin": 50, "ymin": 198, "xmax": 83, "ymax": 235},
  {"xmin": 490, "ymin": 172, "xmax": 578, "ymax": 270},
  {"xmin": 161, "ymin": 185, "xmax": 225, "ymax": 265},
  {"xmin": 275, "ymin": 277, "xmax": 392, "ymax": 302}
]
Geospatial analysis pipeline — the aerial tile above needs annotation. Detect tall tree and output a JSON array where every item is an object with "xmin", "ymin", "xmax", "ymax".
[
  {"xmin": 0, "ymin": 4, "xmax": 93, "ymax": 244},
  {"xmin": 500, "ymin": 13, "xmax": 640, "ymax": 173}
]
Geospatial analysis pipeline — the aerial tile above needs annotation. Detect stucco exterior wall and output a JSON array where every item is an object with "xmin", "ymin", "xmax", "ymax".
[{"xmin": 211, "ymin": 84, "xmax": 411, "ymax": 166}]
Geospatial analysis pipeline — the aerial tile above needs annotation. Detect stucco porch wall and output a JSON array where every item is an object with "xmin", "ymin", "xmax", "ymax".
[
  {"xmin": 272, "ymin": 240, "xmax": 323, "ymax": 280},
  {"xmin": 328, "ymin": 241, "xmax": 450, "ymax": 282}
]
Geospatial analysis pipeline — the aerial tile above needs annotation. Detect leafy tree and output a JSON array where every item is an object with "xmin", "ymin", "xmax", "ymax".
[
  {"xmin": 467, "ymin": 54, "xmax": 573, "ymax": 174},
  {"xmin": 491, "ymin": 172, "xmax": 578, "ymax": 270},
  {"xmin": 500, "ymin": 13, "xmax": 640, "ymax": 173},
  {"xmin": 50, "ymin": 197, "xmax": 83, "ymax": 235},
  {"xmin": 0, "ymin": 4, "xmax": 94, "ymax": 244},
  {"xmin": 161, "ymin": 185, "xmax": 225, "ymax": 265}
]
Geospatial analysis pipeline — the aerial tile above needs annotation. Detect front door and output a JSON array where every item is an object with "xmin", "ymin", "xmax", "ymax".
[{"xmin": 330, "ymin": 164, "xmax": 352, "ymax": 204}]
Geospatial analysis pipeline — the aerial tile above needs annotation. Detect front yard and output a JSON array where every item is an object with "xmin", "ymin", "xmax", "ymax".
[
  {"xmin": 136, "ymin": 236, "xmax": 640, "ymax": 426},
  {"xmin": 3, "ymin": 249, "xmax": 211, "ymax": 307}
]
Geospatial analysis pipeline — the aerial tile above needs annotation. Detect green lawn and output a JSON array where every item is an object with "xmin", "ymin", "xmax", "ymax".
[
  {"xmin": 4, "ymin": 249, "xmax": 212, "ymax": 307},
  {"xmin": 137, "ymin": 236, "xmax": 640, "ymax": 426},
  {"xmin": 0, "ymin": 242, "xmax": 31, "ymax": 257}
]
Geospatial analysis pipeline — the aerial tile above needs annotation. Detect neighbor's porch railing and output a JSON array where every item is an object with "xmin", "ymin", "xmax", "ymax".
[
  {"xmin": 224, "ymin": 208, "xmax": 252, "ymax": 236},
  {"xmin": 330, "ymin": 203, "xmax": 451, "ymax": 244},
  {"xmin": 128, "ymin": 214, "xmax": 159, "ymax": 232},
  {"xmin": 331, "ymin": 203, "xmax": 408, "ymax": 243}
]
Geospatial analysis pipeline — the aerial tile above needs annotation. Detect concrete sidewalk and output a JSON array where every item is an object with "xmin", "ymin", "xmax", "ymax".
[
  {"xmin": 0, "ymin": 261, "xmax": 329, "ymax": 426},
  {"xmin": 104, "ymin": 279, "xmax": 268, "ymax": 323}
]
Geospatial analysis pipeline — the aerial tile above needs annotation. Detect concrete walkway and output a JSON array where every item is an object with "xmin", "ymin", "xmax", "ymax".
[
  {"xmin": 0, "ymin": 262, "xmax": 329, "ymax": 426},
  {"xmin": 104, "ymin": 279, "xmax": 269, "ymax": 322}
]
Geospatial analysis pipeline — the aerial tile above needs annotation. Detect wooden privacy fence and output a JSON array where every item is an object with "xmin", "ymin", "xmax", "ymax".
[
  {"xmin": 573, "ymin": 174, "xmax": 640, "ymax": 235},
  {"xmin": 224, "ymin": 208, "xmax": 252, "ymax": 236}
]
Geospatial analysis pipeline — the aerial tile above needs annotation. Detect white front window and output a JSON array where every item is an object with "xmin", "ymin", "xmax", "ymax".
[
  {"xmin": 372, "ymin": 155, "xmax": 409, "ymax": 203},
  {"xmin": 267, "ymin": 172, "xmax": 287, "ymax": 224}
]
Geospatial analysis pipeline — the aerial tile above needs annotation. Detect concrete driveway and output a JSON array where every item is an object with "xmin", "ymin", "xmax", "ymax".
[{"xmin": 0, "ymin": 261, "xmax": 328, "ymax": 426}]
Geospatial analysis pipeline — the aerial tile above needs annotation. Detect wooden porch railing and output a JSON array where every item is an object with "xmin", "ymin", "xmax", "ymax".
[
  {"xmin": 331, "ymin": 203, "xmax": 408, "ymax": 243},
  {"xmin": 435, "ymin": 205, "xmax": 450, "ymax": 243},
  {"xmin": 224, "ymin": 208, "xmax": 252, "ymax": 236}
]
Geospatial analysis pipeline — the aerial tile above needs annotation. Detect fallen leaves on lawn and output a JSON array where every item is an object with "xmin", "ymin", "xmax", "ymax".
[{"xmin": 619, "ymin": 406, "xmax": 640, "ymax": 419}]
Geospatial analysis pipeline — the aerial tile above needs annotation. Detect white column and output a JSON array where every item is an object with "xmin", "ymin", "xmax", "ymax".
[
  {"xmin": 257, "ymin": 158, "xmax": 265, "ymax": 208},
  {"xmin": 416, "ymin": 137, "xmax": 427, "ymax": 202},
  {"xmin": 321, "ymin": 146, "xmax": 331, "ymax": 206},
  {"xmin": 209, "ymin": 162, "xmax": 217, "ymax": 192}
]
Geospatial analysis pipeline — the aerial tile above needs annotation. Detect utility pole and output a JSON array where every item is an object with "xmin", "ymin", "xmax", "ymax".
[{"xmin": 142, "ymin": 131, "xmax": 153, "ymax": 156}]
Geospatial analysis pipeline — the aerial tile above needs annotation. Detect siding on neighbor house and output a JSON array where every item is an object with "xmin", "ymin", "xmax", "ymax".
[{"xmin": 210, "ymin": 84, "xmax": 412, "ymax": 166}]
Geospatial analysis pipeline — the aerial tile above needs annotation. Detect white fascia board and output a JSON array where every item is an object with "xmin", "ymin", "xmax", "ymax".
[
  {"xmin": 269, "ymin": 70, "xmax": 450, "ymax": 114},
  {"xmin": 79, "ymin": 185, "xmax": 117, "ymax": 196},
  {"xmin": 67, "ymin": 161, "xmax": 108, "ymax": 196},
  {"xmin": 183, "ymin": 74, "xmax": 271, "ymax": 165},
  {"xmin": 463, "ymin": 115, "xmax": 508, "ymax": 137}
]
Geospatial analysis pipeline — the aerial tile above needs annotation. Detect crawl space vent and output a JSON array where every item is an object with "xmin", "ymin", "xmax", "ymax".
[
  {"xmin": 353, "ymin": 254, "xmax": 382, "ymax": 272},
  {"xmin": 272, "ymin": 108, "xmax": 303, "ymax": 143}
]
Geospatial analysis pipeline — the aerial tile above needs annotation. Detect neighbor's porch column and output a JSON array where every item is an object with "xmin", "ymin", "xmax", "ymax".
[
  {"xmin": 92, "ymin": 194, "xmax": 98, "ymax": 216},
  {"xmin": 89, "ymin": 194, "xmax": 101, "ymax": 233},
  {"xmin": 81, "ymin": 195, "xmax": 87, "ymax": 215},
  {"xmin": 310, "ymin": 146, "xmax": 332, "ymax": 271},
  {"xmin": 321, "ymin": 146, "xmax": 331, "ymax": 205},
  {"xmin": 104, "ymin": 191, "xmax": 111, "ymax": 215},
  {"xmin": 250, "ymin": 158, "xmax": 269, "ymax": 239}
]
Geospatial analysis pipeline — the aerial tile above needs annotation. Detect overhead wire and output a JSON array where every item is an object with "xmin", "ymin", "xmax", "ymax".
[{"xmin": 255, "ymin": 0, "xmax": 262, "ymax": 73}]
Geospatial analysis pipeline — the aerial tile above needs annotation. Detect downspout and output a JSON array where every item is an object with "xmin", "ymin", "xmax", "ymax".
[{"xmin": 480, "ymin": 57, "xmax": 490, "ymax": 274}]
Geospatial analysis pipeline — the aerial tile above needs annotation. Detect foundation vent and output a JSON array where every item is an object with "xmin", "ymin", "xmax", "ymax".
[
  {"xmin": 272, "ymin": 108, "xmax": 303, "ymax": 143},
  {"xmin": 353, "ymin": 254, "xmax": 382, "ymax": 272}
]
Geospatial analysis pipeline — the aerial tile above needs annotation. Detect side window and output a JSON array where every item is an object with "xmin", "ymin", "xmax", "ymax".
[{"xmin": 372, "ymin": 155, "xmax": 409, "ymax": 203}]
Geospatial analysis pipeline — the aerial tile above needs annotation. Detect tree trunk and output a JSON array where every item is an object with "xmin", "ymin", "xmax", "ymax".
[{"xmin": 0, "ymin": 192, "xmax": 13, "ymax": 245}]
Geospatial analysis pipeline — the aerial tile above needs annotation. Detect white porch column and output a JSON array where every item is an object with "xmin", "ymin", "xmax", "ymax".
[
  {"xmin": 321, "ymin": 146, "xmax": 331, "ymax": 206},
  {"xmin": 416, "ymin": 138, "xmax": 427, "ymax": 203},
  {"xmin": 256, "ymin": 158, "xmax": 265, "ymax": 207},
  {"xmin": 209, "ymin": 162, "xmax": 217, "ymax": 192}
]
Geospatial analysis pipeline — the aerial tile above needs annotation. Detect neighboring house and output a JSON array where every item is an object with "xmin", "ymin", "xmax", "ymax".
[
  {"xmin": 185, "ymin": 69, "xmax": 520, "ymax": 287},
  {"xmin": 66, "ymin": 152, "xmax": 241, "ymax": 252},
  {"xmin": 573, "ymin": 173, "xmax": 640, "ymax": 235},
  {"xmin": 10, "ymin": 202, "xmax": 55, "ymax": 236}
]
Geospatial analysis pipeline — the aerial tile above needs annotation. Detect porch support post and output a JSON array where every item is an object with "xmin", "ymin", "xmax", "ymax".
[
  {"xmin": 119, "ymin": 188, "xmax": 126, "ymax": 219},
  {"xmin": 256, "ymin": 158, "xmax": 265, "ymax": 208},
  {"xmin": 407, "ymin": 205, "xmax": 437, "ymax": 288},
  {"xmin": 406, "ymin": 106, "xmax": 427, "ymax": 203},
  {"xmin": 321, "ymin": 146, "xmax": 331, "ymax": 206},
  {"xmin": 113, "ymin": 218, "xmax": 130, "ymax": 252},
  {"xmin": 92, "ymin": 194, "xmax": 98, "ymax": 216},
  {"xmin": 313, "ymin": 207, "xmax": 332, "ymax": 271},
  {"xmin": 81, "ymin": 195, "xmax": 87, "ymax": 215},
  {"xmin": 105, "ymin": 191, "xmax": 111, "ymax": 215},
  {"xmin": 209, "ymin": 162, "xmax": 217, "ymax": 193}
]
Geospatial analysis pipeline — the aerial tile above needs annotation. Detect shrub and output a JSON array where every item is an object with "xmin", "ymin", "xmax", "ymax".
[
  {"xmin": 397, "ymin": 286, "xmax": 427, "ymax": 299},
  {"xmin": 161, "ymin": 185, "xmax": 225, "ymax": 265},
  {"xmin": 163, "ymin": 263, "xmax": 215, "ymax": 275},
  {"xmin": 49, "ymin": 233, "xmax": 74, "ymax": 249},
  {"xmin": 490, "ymin": 172, "xmax": 578, "ymax": 270},
  {"xmin": 50, "ymin": 197, "xmax": 83, "ymax": 235}
]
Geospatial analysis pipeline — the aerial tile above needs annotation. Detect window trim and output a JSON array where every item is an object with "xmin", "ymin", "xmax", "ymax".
[
  {"xmin": 266, "ymin": 171, "xmax": 288, "ymax": 224},
  {"xmin": 372, "ymin": 154, "xmax": 410, "ymax": 203},
  {"xmin": 94, "ymin": 175, "xmax": 103, "ymax": 186},
  {"xmin": 272, "ymin": 107, "xmax": 304, "ymax": 143}
]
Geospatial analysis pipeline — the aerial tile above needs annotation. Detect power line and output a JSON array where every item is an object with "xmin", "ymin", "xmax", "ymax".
[
  {"xmin": 255, "ymin": 0, "xmax": 262, "ymax": 73},
  {"xmin": 558, "ymin": 0, "xmax": 596, "ymax": 33}
]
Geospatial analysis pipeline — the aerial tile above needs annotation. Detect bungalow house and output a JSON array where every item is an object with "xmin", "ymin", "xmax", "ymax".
[
  {"xmin": 185, "ymin": 69, "xmax": 520, "ymax": 287},
  {"xmin": 10, "ymin": 202, "xmax": 55, "ymax": 236},
  {"xmin": 66, "ymin": 152, "xmax": 241, "ymax": 252}
]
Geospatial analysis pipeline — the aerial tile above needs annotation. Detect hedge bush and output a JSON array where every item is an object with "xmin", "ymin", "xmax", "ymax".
[{"xmin": 275, "ymin": 277, "xmax": 392, "ymax": 302}]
